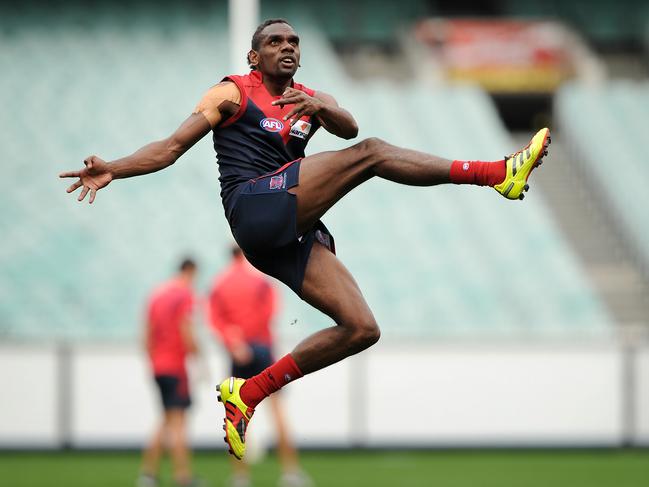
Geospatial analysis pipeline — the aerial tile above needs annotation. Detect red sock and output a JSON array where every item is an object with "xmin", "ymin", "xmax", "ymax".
[
  {"xmin": 449, "ymin": 159, "xmax": 506, "ymax": 187},
  {"xmin": 239, "ymin": 354, "xmax": 304, "ymax": 408}
]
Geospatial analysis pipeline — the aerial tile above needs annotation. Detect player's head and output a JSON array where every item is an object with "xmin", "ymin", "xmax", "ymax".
[
  {"xmin": 178, "ymin": 257, "xmax": 197, "ymax": 281},
  {"xmin": 247, "ymin": 18, "xmax": 300, "ymax": 79}
]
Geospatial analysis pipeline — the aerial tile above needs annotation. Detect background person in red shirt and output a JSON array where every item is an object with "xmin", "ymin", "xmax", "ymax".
[
  {"xmin": 208, "ymin": 246, "xmax": 311, "ymax": 487},
  {"xmin": 139, "ymin": 258, "xmax": 201, "ymax": 487}
]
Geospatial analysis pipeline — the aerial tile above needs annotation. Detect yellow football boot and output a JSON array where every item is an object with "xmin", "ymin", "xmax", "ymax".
[
  {"xmin": 216, "ymin": 377, "xmax": 254, "ymax": 460},
  {"xmin": 494, "ymin": 128, "xmax": 551, "ymax": 200}
]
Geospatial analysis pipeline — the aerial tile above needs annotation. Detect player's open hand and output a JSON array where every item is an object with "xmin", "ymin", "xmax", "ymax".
[
  {"xmin": 271, "ymin": 87, "xmax": 323, "ymax": 126},
  {"xmin": 59, "ymin": 155, "xmax": 113, "ymax": 204}
]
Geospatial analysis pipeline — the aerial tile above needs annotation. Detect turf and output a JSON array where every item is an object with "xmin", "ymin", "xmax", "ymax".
[{"xmin": 0, "ymin": 449, "xmax": 647, "ymax": 487}]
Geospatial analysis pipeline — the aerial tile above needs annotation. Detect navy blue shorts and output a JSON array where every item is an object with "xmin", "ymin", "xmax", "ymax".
[
  {"xmin": 231, "ymin": 343, "xmax": 274, "ymax": 379},
  {"xmin": 154, "ymin": 374, "xmax": 191, "ymax": 410},
  {"xmin": 229, "ymin": 159, "xmax": 335, "ymax": 296}
]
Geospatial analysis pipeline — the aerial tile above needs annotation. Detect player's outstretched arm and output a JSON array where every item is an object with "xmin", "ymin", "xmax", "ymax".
[
  {"xmin": 272, "ymin": 88, "xmax": 358, "ymax": 140},
  {"xmin": 59, "ymin": 113, "xmax": 212, "ymax": 203}
]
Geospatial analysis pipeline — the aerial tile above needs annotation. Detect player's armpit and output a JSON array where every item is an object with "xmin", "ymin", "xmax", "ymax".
[{"xmin": 193, "ymin": 81, "xmax": 242, "ymax": 128}]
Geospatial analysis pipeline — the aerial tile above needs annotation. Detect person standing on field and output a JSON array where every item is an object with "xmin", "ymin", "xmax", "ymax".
[{"xmin": 139, "ymin": 258, "xmax": 202, "ymax": 487}]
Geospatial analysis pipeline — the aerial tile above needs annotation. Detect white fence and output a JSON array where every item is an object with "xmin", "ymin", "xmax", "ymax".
[{"xmin": 1, "ymin": 339, "xmax": 648, "ymax": 449}]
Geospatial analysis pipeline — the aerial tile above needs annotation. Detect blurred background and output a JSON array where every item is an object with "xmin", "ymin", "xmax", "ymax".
[{"xmin": 1, "ymin": 0, "xmax": 649, "ymax": 485}]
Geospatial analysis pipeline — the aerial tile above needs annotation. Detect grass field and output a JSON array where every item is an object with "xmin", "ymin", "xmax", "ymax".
[{"xmin": 0, "ymin": 449, "xmax": 647, "ymax": 487}]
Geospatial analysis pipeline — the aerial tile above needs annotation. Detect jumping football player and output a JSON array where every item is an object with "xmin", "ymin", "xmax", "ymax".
[{"xmin": 60, "ymin": 19, "xmax": 550, "ymax": 460}]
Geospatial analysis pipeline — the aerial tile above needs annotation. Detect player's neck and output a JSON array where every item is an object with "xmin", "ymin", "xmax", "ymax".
[
  {"xmin": 175, "ymin": 273, "xmax": 193, "ymax": 286},
  {"xmin": 261, "ymin": 73, "xmax": 292, "ymax": 96}
]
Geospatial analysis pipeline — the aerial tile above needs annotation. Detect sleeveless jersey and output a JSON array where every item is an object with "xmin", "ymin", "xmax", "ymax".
[{"xmin": 212, "ymin": 70, "xmax": 320, "ymax": 219}]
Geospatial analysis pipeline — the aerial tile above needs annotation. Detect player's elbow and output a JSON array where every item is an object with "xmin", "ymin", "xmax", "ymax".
[
  {"xmin": 342, "ymin": 120, "xmax": 359, "ymax": 139},
  {"xmin": 164, "ymin": 138, "xmax": 185, "ymax": 164}
]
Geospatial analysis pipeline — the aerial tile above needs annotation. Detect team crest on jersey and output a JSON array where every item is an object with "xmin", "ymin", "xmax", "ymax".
[
  {"xmin": 289, "ymin": 120, "xmax": 312, "ymax": 139},
  {"xmin": 260, "ymin": 117, "xmax": 284, "ymax": 132},
  {"xmin": 269, "ymin": 173, "xmax": 285, "ymax": 190}
]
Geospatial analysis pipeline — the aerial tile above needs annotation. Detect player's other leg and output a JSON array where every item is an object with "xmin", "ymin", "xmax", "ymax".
[
  {"xmin": 167, "ymin": 409, "xmax": 194, "ymax": 486},
  {"xmin": 217, "ymin": 242, "xmax": 379, "ymax": 459},
  {"xmin": 269, "ymin": 394, "xmax": 313, "ymax": 487},
  {"xmin": 138, "ymin": 420, "xmax": 165, "ymax": 487},
  {"xmin": 290, "ymin": 128, "xmax": 550, "ymax": 234}
]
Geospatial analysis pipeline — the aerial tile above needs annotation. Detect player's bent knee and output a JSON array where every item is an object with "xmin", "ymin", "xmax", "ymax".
[
  {"xmin": 363, "ymin": 323, "xmax": 381, "ymax": 347},
  {"xmin": 353, "ymin": 137, "xmax": 388, "ymax": 171},
  {"xmin": 355, "ymin": 137, "xmax": 386, "ymax": 156},
  {"xmin": 349, "ymin": 321, "xmax": 381, "ymax": 351}
]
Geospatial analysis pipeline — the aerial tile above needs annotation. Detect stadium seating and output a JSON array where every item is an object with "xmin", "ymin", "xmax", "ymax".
[
  {"xmin": 556, "ymin": 81, "xmax": 649, "ymax": 272},
  {"xmin": 0, "ymin": 6, "xmax": 612, "ymax": 341},
  {"xmin": 502, "ymin": 0, "xmax": 649, "ymax": 45},
  {"xmin": 269, "ymin": 0, "xmax": 649, "ymax": 46}
]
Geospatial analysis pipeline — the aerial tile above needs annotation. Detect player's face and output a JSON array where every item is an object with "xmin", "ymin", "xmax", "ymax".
[{"xmin": 256, "ymin": 23, "xmax": 300, "ymax": 78}]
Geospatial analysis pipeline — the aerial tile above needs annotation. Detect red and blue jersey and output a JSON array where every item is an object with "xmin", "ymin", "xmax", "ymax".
[{"xmin": 212, "ymin": 71, "xmax": 320, "ymax": 218}]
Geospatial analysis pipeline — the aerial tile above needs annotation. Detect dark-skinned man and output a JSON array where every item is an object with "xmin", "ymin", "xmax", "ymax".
[{"xmin": 60, "ymin": 18, "xmax": 551, "ymax": 460}]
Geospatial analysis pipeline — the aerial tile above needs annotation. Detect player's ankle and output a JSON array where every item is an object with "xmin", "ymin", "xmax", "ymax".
[
  {"xmin": 450, "ymin": 159, "xmax": 505, "ymax": 187},
  {"xmin": 240, "ymin": 354, "xmax": 304, "ymax": 407},
  {"xmin": 239, "ymin": 379, "xmax": 265, "ymax": 408}
]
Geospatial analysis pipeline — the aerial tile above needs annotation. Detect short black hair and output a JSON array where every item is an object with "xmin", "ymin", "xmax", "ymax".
[
  {"xmin": 247, "ymin": 18, "xmax": 293, "ymax": 70},
  {"xmin": 179, "ymin": 258, "xmax": 197, "ymax": 273}
]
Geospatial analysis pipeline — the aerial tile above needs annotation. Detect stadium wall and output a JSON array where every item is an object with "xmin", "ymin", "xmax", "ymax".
[{"xmin": 1, "ymin": 341, "xmax": 648, "ymax": 449}]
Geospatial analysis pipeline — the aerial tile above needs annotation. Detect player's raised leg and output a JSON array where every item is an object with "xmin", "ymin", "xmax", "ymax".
[
  {"xmin": 290, "ymin": 128, "xmax": 550, "ymax": 234},
  {"xmin": 217, "ymin": 242, "xmax": 379, "ymax": 459}
]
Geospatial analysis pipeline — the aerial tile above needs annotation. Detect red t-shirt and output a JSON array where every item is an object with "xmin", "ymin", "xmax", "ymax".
[
  {"xmin": 208, "ymin": 257, "xmax": 278, "ymax": 349},
  {"xmin": 146, "ymin": 278, "xmax": 194, "ymax": 375}
]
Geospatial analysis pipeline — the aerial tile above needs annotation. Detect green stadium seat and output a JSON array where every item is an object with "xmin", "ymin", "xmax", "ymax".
[
  {"xmin": 0, "ymin": 9, "xmax": 611, "ymax": 341},
  {"xmin": 557, "ymin": 81, "xmax": 649, "ymax": 272}
]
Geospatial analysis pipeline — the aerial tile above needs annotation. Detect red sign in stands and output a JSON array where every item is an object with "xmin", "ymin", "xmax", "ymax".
[{"xmin": 414, "ymin": 19, "xmax": 575, "ymax": 93}]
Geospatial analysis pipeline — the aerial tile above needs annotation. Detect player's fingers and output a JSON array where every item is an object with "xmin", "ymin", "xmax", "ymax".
[
  {"xmin": 78, "ymin": 186, "xmax": 89, "ymax": 202},
  {"xmin": 59, "ymin": 170, "xmax": 81, "ymax": 178},
  {"xmin": 285, "ymin": 87, "xmax": 305, "ymax": 97},
  {"xmin": 272, "ymin": 95, "xmax": 301, "ymax": 106},
  {"xmin": 271, "ymin": 96, "xmax": 290, "ymax": 106},
  {"xmin": 66, "ymin": 180, "xmax": 83, "ymax": 193},
  {"xmin": 89, "ymin": 189, "xmax": 97, "ymax": 204},
  {"xmin": 83, "ymin": 156, "xmax": 94, "ymax": 168},
  {"xmin": 282, "ymin": 106, "xmax": 301, "ymax": 121},
  {"xmin": 286, "ymin": 105, "xmax": 307, "ymax": 123},
  {"xmin": 289, "ymin": 110, "xmax": 307, "ymax": 126}
]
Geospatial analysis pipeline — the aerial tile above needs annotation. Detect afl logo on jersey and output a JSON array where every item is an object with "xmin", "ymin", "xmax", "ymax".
[{"xmin": 260, "ymin": 118, "xmax": 284, "ymax": 132}]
